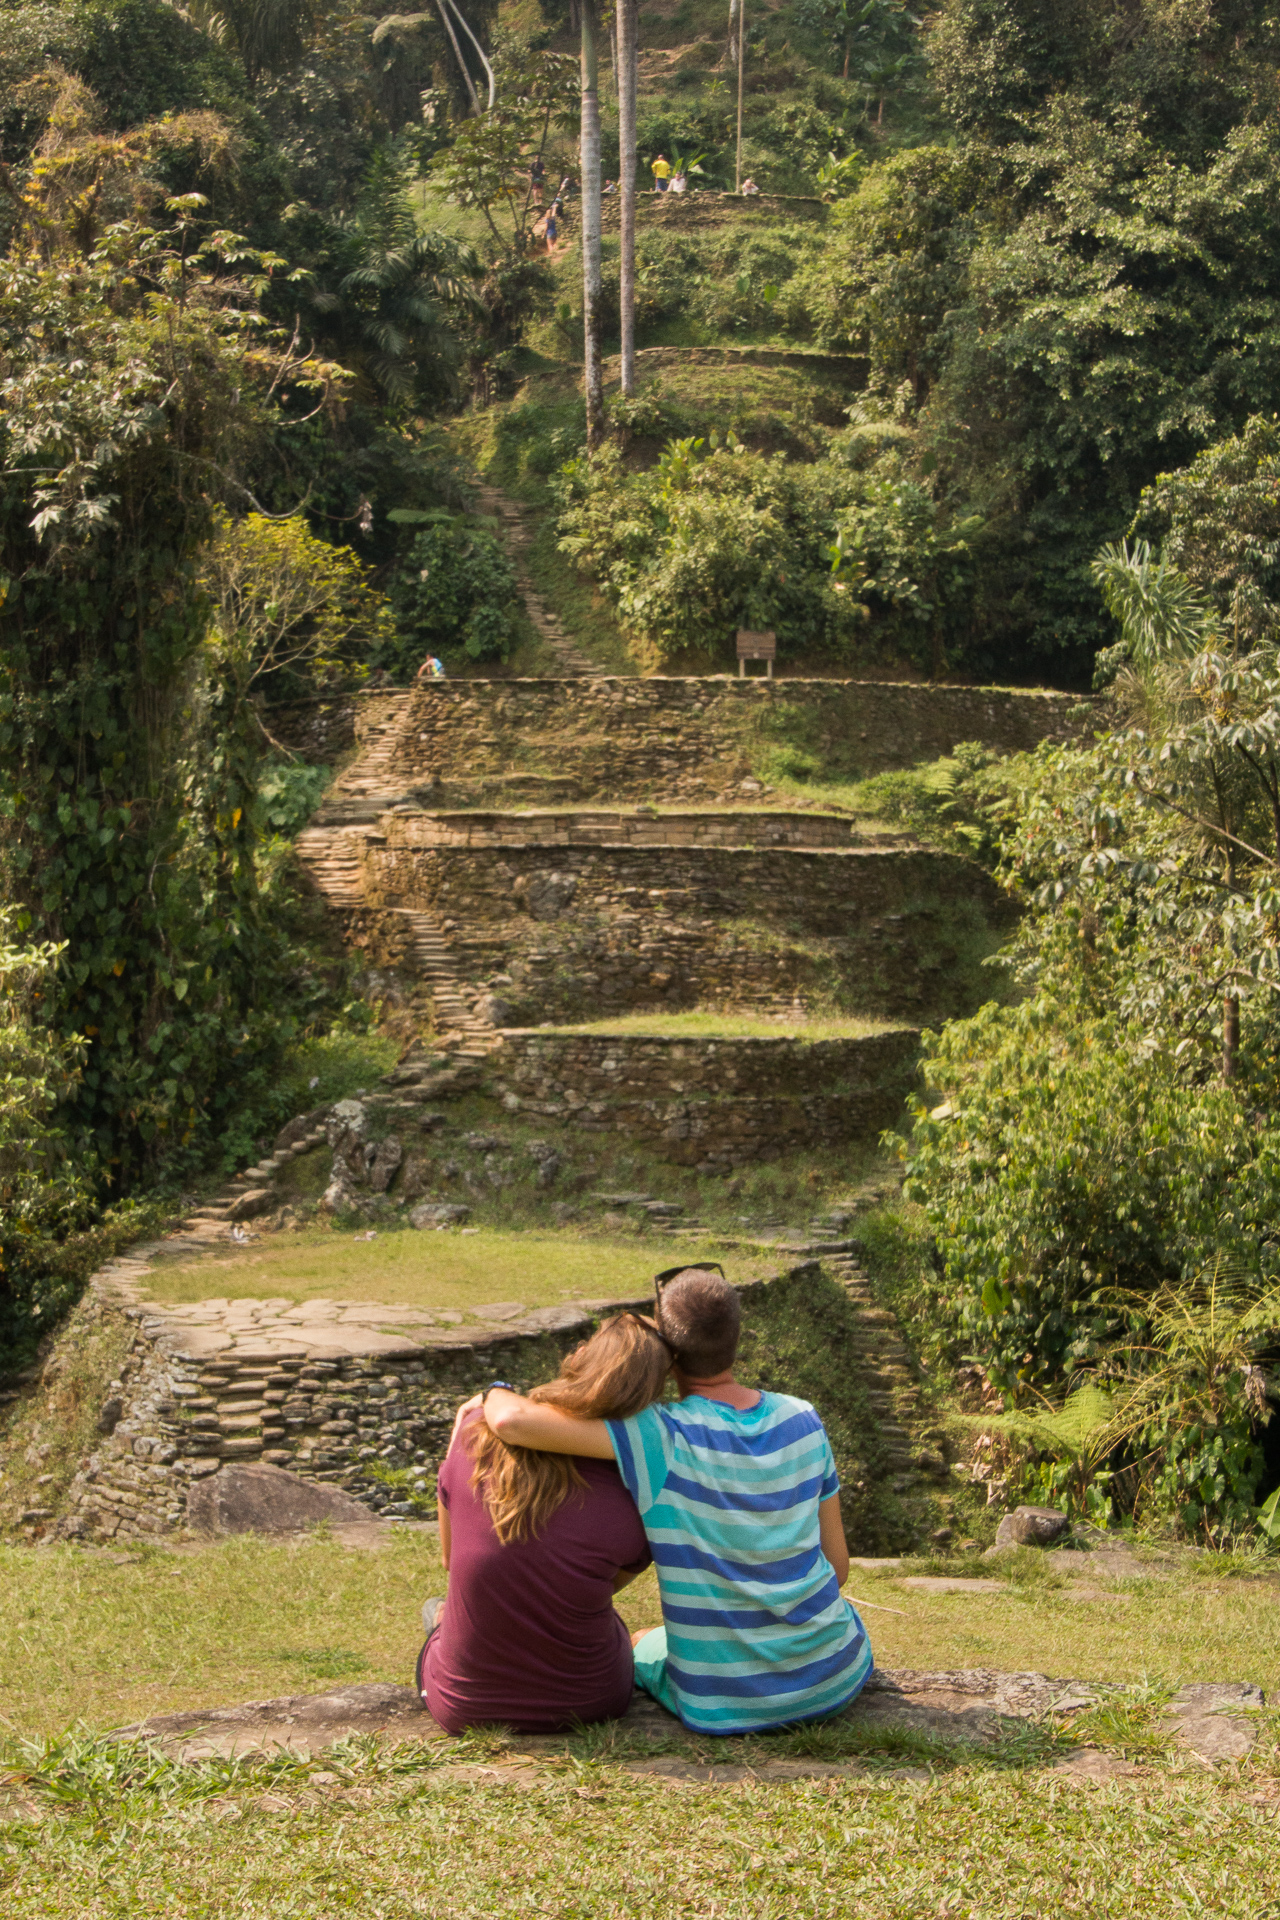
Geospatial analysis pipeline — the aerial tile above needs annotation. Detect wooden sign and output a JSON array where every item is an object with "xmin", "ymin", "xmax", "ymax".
[{"xmin": 736, "ymin": 628, "xmax": 776, "ymax": 677}]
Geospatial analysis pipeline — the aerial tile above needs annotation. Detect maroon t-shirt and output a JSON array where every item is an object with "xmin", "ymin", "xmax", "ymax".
[{"xmin": 423, "ymin": 1416, "xmax": 651, "ymax": 1734}]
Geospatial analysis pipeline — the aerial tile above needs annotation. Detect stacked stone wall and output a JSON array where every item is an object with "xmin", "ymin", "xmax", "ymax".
[
  {"xmin": 357, "ymin": 839, "xmax": 1003, "ymax": 1023},
  {"xmin": 272, "ymin": 678, "xmax": 1092, "ymax": 792},
  {"xmin": 58, "ymin": 1273, "xmax": 815, "ymax": 1539},
  {"xmin": 369, "ymin": 839, "xmax": 995, "ymax": 935},
  {"xmin": 400, "ymin": 809, "xmax": 887, "ymax": 850},
  {"xmin": 492, "ymin": 1029, "xmax": 919, "ymax": 1166},
  {"xmin": 600, "ymin": 192, "xmax": 828, "ymax": 233},
  {"xmin": 389, "ymin": 680, "xmax": 1090, "ymax": 794}
]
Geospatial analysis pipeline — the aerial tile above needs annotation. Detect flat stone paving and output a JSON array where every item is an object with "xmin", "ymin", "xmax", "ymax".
[
  {"xmin": 123, "ymin": 1668, "xmax": 1265, "ymax": 1781},
  {"xmin": 95, "ymin": 1242, "xmax": 618, "ymax": 1361}
]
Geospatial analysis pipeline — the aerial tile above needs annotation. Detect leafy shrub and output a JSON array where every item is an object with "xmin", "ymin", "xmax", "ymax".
[
  {"xmin": 0, "ymin": 918, "xmax": 97, "ymax": 1369},
  {"xmin": 897, "ymin": 1005, "xmax": 1280, "ymax": 1395},
  {"xmin": 256, "ymin": 760, "xmax": 331, "ymax": 838},
  {"xmin": 556, "ymin": 439, "xmax": 977, "ymax": 666},
  {"xmin": 380, "ymin": 519, "xmax": 519, "ymax": 675}
]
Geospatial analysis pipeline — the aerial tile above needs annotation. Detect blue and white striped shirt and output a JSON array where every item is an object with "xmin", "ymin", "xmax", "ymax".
[{"xmin": 607, "ymin": 1392, "xmax": 872, "ymax": 1734}]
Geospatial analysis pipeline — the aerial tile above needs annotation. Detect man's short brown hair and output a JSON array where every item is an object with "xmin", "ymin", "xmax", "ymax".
[{"xmin": 658, "ymin": 1269, "xmax": 741, "ymax": 1377}]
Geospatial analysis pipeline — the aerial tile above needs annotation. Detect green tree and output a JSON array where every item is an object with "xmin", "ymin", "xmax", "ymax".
[
  {"xmin": 0, "ymin": 85, "xmax": 343, "ymax": 1182},
  {"xmin": 0, "ymin": 914, "xmax": 94, "ymax": 1365}
]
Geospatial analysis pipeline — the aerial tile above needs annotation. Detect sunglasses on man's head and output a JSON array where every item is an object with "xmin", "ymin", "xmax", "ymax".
[{"xmin": 653, "ymin": 1262, "xmax": 726, "ymax": 1323}]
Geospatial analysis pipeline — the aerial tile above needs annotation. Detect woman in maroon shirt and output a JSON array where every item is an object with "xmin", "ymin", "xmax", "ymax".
[{"xmin": 417, "ymin": 1313, "xmax": 671, "ymax": 1733}]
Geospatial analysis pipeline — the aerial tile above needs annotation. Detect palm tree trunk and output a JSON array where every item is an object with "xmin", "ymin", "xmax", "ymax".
[
  {"xmin": 735, "ymin": 0, "xmax": 746, "ymax": 192},
  {"xmin": 617, "ymin": 0, "xmax": 637, "ymax": 396},
  {"xmin": 435, "ymin": 0, "xmax": 479, "ymax": 114},
  {"xmin": 581, "ymin": 0, "xmax": 605, "ymax": 450}
]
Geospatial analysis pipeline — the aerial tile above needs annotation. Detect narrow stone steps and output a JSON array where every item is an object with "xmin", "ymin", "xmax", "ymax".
[{"xmin": 475, "ymin": 486, "xmax": 603, "ymax": 678}]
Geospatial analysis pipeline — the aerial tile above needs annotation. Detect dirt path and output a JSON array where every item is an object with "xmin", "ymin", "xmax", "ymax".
[{"xmin": 475, "ymin": 486, "xmax": 603, "ymax": 677}]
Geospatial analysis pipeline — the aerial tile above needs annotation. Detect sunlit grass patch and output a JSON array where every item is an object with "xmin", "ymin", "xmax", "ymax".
[
  {"xmin": 270, "ymin": 1030, "xmax": 399, "ymax": 1118},
  {"xmin": 550, "ymin": 1010, "xmax": 906, "ymax": 1041},
  {"xmin": 136, "ymin": 1227, "xmax": 744, "ymax": 1311}
]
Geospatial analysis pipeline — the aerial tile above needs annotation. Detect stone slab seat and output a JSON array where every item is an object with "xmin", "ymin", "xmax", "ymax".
[{"xmin": 118, "ymin": 1669, "xmax": 1264, "ymax": 1772}]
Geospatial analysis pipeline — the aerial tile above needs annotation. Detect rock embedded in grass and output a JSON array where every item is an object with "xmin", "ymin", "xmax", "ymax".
[
  {"xmin": 989, "ymin": 1505, "xmax": 1072, "ymax": 1552},
  {"xmin": 407, "ymin": 1202, "xmax": 472, "ymax": 1229}
]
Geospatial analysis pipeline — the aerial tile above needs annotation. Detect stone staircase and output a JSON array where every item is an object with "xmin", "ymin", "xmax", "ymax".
[
  {"xmin": 823, "ymin": 1248, "xmax": 949, "ymax": 1502},
  {"xmin": 294, "ymin": 826, "xmax": 369, "ymax": 909},
  {"xmin": 386, "ymin": 907, "xmax": 500, "ymax": 1063},
  {"xmin": 476, "ymin": 487, "xmax": 602, "ymax": 678}
]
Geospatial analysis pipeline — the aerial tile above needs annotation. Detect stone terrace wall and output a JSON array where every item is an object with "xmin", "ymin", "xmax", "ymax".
[
  {"xmin": 367, "ymin": 840, "xmax": 997, "ymax": 939},
  {"xmin": 400, "ymin": 809, "xmax": 894, "ymax": 850},
  {"xmin": 600, "ymin": 192, "xmax": 828, "ymax": 233},
  {"xmin": 359, "ymin": 842, "xmax": 1003, "ymax": 1023},
  {"xmin": 273, "ymin": 679, "xmax": 1092, "ymax": 793},
  {"xmin": 492, "ymin": 1028, "xmax": 920, "ymax": 1167},
  {"xmin": 387, "ymin": 679, "xmax": 1091, "ymax": 796},
  {"xmin": 55, "ymin": 1270, "xmax": 812, "ymax": 1539}
]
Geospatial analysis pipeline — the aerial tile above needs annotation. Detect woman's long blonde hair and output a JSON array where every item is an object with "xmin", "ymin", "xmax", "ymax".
[{"xmin": 469, "ymin": 1314, "xmax": 671, "ymax": 1545}]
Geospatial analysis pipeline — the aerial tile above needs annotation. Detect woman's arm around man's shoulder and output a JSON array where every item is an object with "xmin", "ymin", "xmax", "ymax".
[{"xmin": 482, "ymin": 1387, "xmax": 617, "ymax": 1458}]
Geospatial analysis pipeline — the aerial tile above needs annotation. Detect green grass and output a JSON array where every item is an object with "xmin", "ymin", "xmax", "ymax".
[
  {"xmin": 137, "ymin": 1227, "xmax": 744, "ymax": 1311},
  {"xmin": 6, "ymin": 1533, "xmax": 1280, "ymax": 1743},
  {"xmin": 6, "ymin": 1719, "xmax": 1280, "ymax": 1919},
  {"xmin": 552, "ymin": 1011, "xmax": 906, "ymax": 1040},
  {"xmin": 0, "ymin": 1294, "xmax": 135, "ymax": 1537}
]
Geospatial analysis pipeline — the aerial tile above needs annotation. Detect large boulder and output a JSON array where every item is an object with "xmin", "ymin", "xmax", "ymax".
[
  {"xmin": 365, "ymin": 1136, "xmax": 403, "ymax": 1192},
  {"xmin": 187, "ymin": 1463, "xmax": 373, "ymax": 1536}
]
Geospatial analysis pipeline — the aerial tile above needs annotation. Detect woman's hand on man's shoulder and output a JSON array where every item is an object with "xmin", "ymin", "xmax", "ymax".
[{"xmin": 448, "ymin": 1394, "xmax": 486, "ymax": 1453}]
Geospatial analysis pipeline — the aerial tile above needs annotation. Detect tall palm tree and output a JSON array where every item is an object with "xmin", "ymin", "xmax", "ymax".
[
  {"xmin": 580, "ymin": 0, "xmax": 605, "ymax": 449},
  {"xmin": 616, "ymin": 0, "xmax": 637, "ymax": 395},
  {"xmin": 216, "ymin": 0, "xmax": 313, "ymax": 84},
  {"xmin": 305, "ymin": 153, "xmax": 481, "ymax": 404}
]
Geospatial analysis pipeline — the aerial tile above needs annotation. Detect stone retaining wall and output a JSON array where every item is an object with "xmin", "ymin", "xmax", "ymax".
[
  {"xmin": 272, "ymin": 678, "xmax": 1092, "ymax": 792},
  {"xmin": 387, "ymin": 680, "xmax": 1091, "ymax": 795},
  {"xmin": 396, "ymin": 809, "xmax": 893, "ymax": 850},
  {"xmin": 55, "ymin": 1273, "xmax": 810, "ymax": 1541},
  {"xmin": 491, "ymin": 1029, "xmax": 920, "ymax": 1167},
  {"xmin": 359, "ymin": 839, "xmax": 1003, "ymax": 1023},
  {"xmin": 600, "ymin": 192, "xmax": 828, "ymax": 233},
  {"xmin": 368, "ymin": 839, "xmax": 996, "ymax": 937}
]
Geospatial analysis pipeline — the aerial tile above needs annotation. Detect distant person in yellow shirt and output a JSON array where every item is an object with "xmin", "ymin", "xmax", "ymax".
[{"xmin": 651, "ymin": 154, "xmax": 671, "ymax": 192}]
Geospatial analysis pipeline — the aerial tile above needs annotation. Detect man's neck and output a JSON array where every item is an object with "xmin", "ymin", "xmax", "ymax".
[{"xmin": 675, "ymin": 1368, "xmax": 761, "ymax": 1410}]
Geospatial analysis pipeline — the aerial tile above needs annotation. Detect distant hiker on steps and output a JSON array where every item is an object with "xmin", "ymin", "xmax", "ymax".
[
  {"xmin": 651, "ymin": 153, "xmax": 671, "ymax": 192},
  {"xmin": 415, "ymin": 653, "xmax": 446, "ymax": 681}
]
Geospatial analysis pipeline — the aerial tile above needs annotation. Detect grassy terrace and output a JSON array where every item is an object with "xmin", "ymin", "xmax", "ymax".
[
  {"xmin": 137, "ymin": 1228, "xmax": 744, "ymax": 1311},
  {"xmin": 547, "ymin": 1012, "xmax": 906, "ymax": 1041},
  {"xmin": 3, "ymin": 1539, "xmax": 1279, "ymax": 1918},
  {"xmin": 6, "ymin": 1537, "xmax": 1280, "ymax": 1736}
]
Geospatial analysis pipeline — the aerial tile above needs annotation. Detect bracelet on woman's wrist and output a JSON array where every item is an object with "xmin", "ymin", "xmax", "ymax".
[{"xmin": 483, "ymin": 1379, "xmax": 516, "ymax": 1402}]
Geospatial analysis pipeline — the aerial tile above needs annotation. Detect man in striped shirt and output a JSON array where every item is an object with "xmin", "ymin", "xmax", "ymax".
[{"xmin": 483, "ymin": 1269, "xmax": 873, "ymax": 1735}]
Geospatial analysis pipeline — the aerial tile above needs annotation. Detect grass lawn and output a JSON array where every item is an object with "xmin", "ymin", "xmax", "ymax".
[
  {"xmin": 6, "ymin": 1536, "xmax": 1279, "ymax": 1740},
  {"xmin": 137, "ymin": 1227, "xmax": 745, "ymax": 1311},
  {"xmin": 4, "ymin": 1538, "xmax": 1280, "ymax": 1918},
  {"xmin": 3, "ymin": 1759, "xmax": 1278, "ymax": 1919},
  {"xmin": 269, "ymin": 1030, "xmax": 400, "ymax": 1117},
  {"xmin": 552, "ymin": 1011, "xmax": 906, "ymax": 1041}
]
